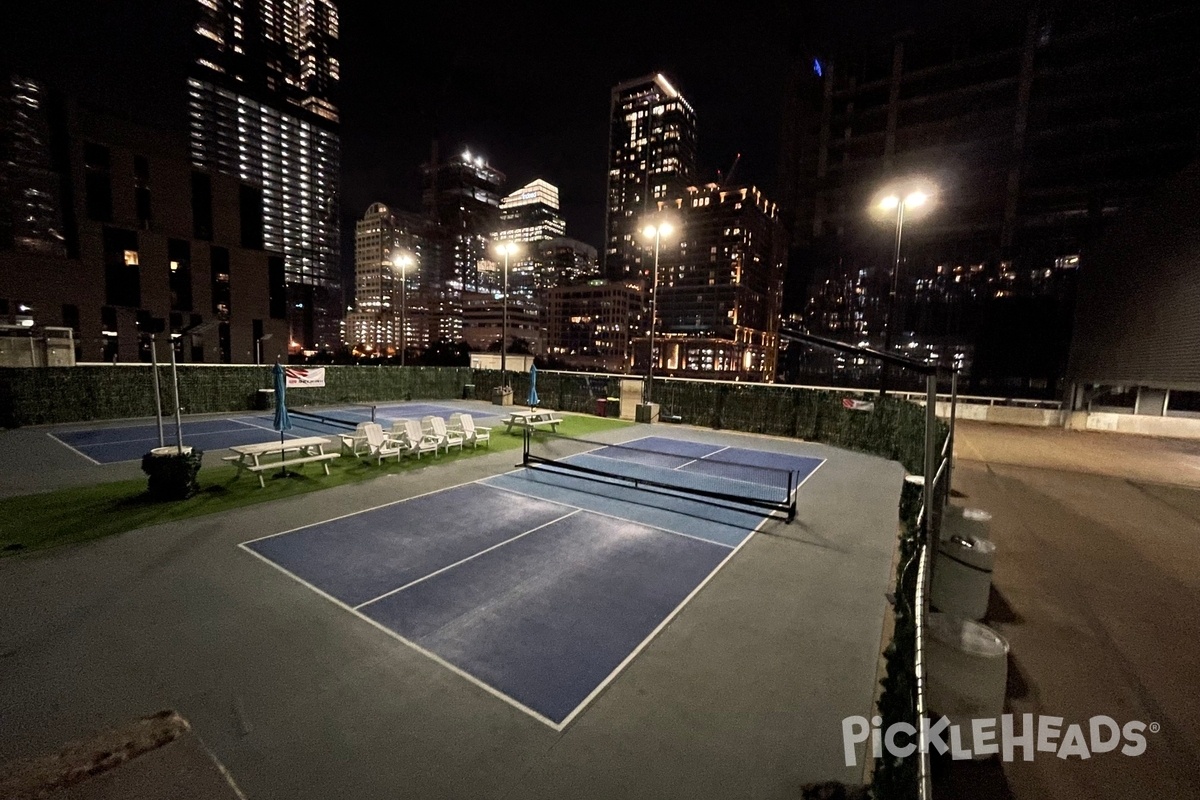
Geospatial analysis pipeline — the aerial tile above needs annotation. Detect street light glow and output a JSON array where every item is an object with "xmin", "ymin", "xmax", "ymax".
[
  {"xmin": 880, "ymin": 195, "xmax": 900, "ymax": 210},
  {"xmin": 494, "ymin": 242, "xmax": 519, "ymax": 256},
  {"xmin": 642, "ymin": 222, "xmax": 675, "ymax": 239},
  {"xmin": 905, "ymin": 191, "xmax": 928, "ymax": 207}
]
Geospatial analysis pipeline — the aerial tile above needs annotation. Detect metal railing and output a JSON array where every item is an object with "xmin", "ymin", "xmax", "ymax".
[{"xmin": 910, "ymin": 371, "xmax": 957, "ymax": 800}]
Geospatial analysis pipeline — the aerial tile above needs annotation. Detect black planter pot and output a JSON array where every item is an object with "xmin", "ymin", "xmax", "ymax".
[{"xmin": 141, "ymin": 446, "xmax": 204, "ymax": 501}]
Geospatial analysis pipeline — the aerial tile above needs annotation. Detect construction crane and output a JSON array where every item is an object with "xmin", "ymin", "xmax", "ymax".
[{"xmin": 718, "ymin": 152, "xmax": 741, "ymax": 187}]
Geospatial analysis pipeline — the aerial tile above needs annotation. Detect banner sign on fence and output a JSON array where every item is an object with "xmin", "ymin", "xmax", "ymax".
[
  {"xmin": 285, "ymin": 367, "xmax": 326, "ymax": 388},
  {"xmin": 842, "ymin": 397, "xmax": 875, "ymax": 412}
]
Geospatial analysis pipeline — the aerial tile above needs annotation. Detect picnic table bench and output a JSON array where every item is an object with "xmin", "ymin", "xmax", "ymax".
[
  {"xmin": 222, "ymin": 436, "xmax": 340, "ymax": 488},
  {"xmin": 503, "ymin": 410, "xmax": 563, "ymax": 434}
]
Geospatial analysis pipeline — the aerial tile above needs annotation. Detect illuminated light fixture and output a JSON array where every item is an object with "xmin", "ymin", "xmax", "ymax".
[
  {"xmin": 462, "ymin": 149, "xmax": 471, "ymax": 162},
  {"xmin": 656, "ymin": 73, "xmax": 679, "ymax": 98}
]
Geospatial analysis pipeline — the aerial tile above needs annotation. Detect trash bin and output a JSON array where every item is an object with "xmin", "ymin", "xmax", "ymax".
[
  {"xmin": 926, "ymin": 613, "xmax": 1009, "ymax": 759},
  {"xmin": 606, "ymin": 397, "xmax": 621, "ymax": 418},
  {"xmin": 931, "ymin": 533, "xmax": 996, "ymax": 620},
  {"xmin": 255, "ymin": 388, "xmax": 275, "ymax": 410},
  {"xmin": 943, "ymin": 505, "xmax": 993, "ymax": 543},
  {"xmin": 462, "ymin": 384, "xmax": 475, "ymax": 400},
  {"xmin": 595, "ymin": 397, "xmax": 608, "ymax": 417}
]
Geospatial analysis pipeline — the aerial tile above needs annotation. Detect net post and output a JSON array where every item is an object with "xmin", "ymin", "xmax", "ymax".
[
  {"xmin": 787, "ymin": 470, "xmax": 796, "ymax": 523},
  {"xmin": 522, "ymin": 426, "xmax": 531, "ymax": 466}
]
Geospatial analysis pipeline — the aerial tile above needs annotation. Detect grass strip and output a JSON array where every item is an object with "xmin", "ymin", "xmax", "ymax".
[{"xmin": 1, "ymin": 414, "xmax": 632, "ymax": 557}]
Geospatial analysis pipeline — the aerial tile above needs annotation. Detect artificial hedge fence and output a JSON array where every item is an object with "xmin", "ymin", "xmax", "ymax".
[{"xmin": 0, "ymin": 365, "xmax": 473, "ymax": 426}]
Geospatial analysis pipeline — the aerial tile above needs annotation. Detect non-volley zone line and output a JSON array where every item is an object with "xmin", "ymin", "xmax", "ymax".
[{"xmin": 241, "ymin": 480, "xmax": 739, "ymax": 728}]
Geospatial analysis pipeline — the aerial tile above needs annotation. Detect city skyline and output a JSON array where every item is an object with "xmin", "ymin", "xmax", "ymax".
[{"xmin": 1, "ymin": 0, "xmax": 953, "ymax": 255}]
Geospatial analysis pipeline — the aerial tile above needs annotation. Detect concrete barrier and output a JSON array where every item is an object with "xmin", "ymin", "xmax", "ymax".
[{"xmin": 1067, "ymin": 411, "xmax": 1200, "ymax": 440}]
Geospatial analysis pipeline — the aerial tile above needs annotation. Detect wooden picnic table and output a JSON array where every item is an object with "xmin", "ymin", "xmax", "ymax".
[
  {"xmin": 503, "ymin": 410, "xmax": 563, "ymax": 434},
  {"xmin": 222, "ymin": 436, "xmax": 340, "ymax": 488}
]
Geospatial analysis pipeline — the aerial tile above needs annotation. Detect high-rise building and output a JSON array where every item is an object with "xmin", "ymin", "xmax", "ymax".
[
  {"xmin": 0, "ymin": 86, "xmax": 288, "ymax": 364},
  {"xmin": 604, "ymin": 73, "xmax": 697, "ymax": 282},
  {"xmin": 534, "ymin": 238, "xmax": 599, "ymax": 291},
  {"xmin": 188, "ymin": 0, "xmax": 342, "ymax": 353},
  {"xmin": 0, "ymin": 77, "xmax": 68, "ymax": 257},
  {"xmin": 645, "ymin": 183, "xmax": 786, "ymax": 381},
  {"xmin": 545, "ymin": 279, "xmax": 642, "ymax": 372},
  {"xmin": 344, "ymin": 202, "xmax": 426, "ymax": 355},
  {"xmin": 495, "ymin": 180, "xmax": 566, "ymax": 243},
  {"xmin": 777, "ymin": 2, "xmax": 1200, "ymax": 393}
]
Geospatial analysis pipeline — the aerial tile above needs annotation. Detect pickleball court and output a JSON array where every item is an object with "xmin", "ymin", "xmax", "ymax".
[{"xmin": 241, "ymin": 434, "xmax": 824, "ymax": 728}]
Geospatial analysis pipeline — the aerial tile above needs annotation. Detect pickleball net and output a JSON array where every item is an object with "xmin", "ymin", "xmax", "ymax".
[
  {"xmin": 522, "ymin": 430, "xmax": 798, "ymax": 522},
  {"xmin": 288, "ymin": 404, "xmax": 376, "ymax": 433}
]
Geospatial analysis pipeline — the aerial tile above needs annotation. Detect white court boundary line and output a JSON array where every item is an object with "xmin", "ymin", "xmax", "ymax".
[
  {"xmin": 45, "ymin": 432, "xmax": 102, "ymax": 465},
  {"xmin": 238, "ymin": 542, "xmax": 565, "ymax": 730},
  {"xmin": 237, "ymin": 430, "xmax": 827, "ymax": 731},
  {"xmin": 353, "ymin": 510, "xmax": 581, "ymax": 610}
]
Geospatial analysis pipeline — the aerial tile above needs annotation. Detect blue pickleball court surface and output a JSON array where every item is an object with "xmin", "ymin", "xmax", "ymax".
[
  {"xmin": 49, "ymin": 403, "xmax": 500, "ymax": 464},
  {"xmin": 242, "ymin": 434, "xmax": 824, "ymax": 728}
]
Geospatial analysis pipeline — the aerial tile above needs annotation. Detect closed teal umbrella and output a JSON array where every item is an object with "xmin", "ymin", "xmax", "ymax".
[
  {"xmin": 273, "ymin": 362, "xmax": 292, "ymax": 477},
  {"xmin": 527, "ymin": 364, "xmax": 539, "ymax": 410}
]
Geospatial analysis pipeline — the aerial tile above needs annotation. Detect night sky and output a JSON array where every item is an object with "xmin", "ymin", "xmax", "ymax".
[{"xmin": 4, "ymin": 0, "xmax": 1001, "ymax": 268}]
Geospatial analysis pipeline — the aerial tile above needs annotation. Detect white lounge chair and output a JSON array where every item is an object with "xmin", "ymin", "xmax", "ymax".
[
  {"xmin": 338, "ymin": 422, "xmax": 373, "ymax": 457},
  {"xmin": 396, "ymin": 418, "xmax": 439, "ymax": 459},
  {"xmin": 449, "ymin": 412, "xmax": 490, "ymax": 449},
  {"xmin": 361, "ymin": 422, "xmax": 404, "ymax": 465},
  {"xmin": 422, "ymin": 415, "xmax": 464, "ymax": 454}
]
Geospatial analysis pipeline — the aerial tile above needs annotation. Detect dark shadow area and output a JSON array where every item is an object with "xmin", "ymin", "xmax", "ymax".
[
  {"xmin": 985, "ymin": 585, "xmax": 1023, "ymax": 624},
  {"xmin": 1004, "ymin": 651, "xmax": 1031, "ymax": 702}
]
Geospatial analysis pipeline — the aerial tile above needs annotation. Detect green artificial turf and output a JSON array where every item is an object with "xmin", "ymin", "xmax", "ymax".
[{"xmin": 0, "ymin": 413, "xmax": 633, "ymax": 557}]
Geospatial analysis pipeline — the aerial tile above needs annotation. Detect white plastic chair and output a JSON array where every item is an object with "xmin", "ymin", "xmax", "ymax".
[
  {"xmin": 397, "ymin": 418, "xmax": 439, "ymax": 459},
  {"xmin": 449, "ymin": 412, "xmax": 490, "ymax": 449},
  {"xmin": 361, "ymin": 422, "xmax": 404, "ymax": 465},
  {"xmin": 422, "ymin": 415, "xmax": 464, "ymax": 454},
  {"xmin": 338, "ymin": 422, "xmax": 373, "ymax": 457}
]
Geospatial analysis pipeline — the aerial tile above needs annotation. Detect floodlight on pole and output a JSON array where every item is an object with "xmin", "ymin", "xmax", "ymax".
[
  {"xmin": 640, "ymin": 220, "xmax": 675, "ymax": 405},
  {"xmin": 493, "ymin": 242, "xmax": 520, "ymax": 388},
  {"xmin": 391, "ymin": 252, "xmax": 414, "ymax": 367},
  {"xmin": 874, "ymin": 181, "xmax": 935, "ymax": 397}
]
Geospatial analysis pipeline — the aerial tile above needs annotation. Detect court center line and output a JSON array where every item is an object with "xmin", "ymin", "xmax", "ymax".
[
  {"xmin": 238, "ymin": 543, "xmax": 565, "ymax": 730},
  {"xmin": 676, "ymin": 445, "xmax": 731, "ymax": 469},
  {"xmin": 352, "ymin": 509, "xmax": 582, "ymax": 610},
  {"xmin": 482, "ymin": 479, "xmax": 739, "ymax": 550},
  {"xmin": 55, "ymin": 425, "xmax": 251, "ymax": 450}
]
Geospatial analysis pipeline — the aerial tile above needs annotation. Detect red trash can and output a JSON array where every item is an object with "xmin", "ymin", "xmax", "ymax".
[{"xmin": 595, "ymin": 397, "xmax": 608, "ymax": 416}]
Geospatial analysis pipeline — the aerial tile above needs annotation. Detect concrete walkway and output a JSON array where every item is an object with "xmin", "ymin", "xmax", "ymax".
[{"xmin": 938, "ymin": 422, "xmax": 1200, "ymax": 798}]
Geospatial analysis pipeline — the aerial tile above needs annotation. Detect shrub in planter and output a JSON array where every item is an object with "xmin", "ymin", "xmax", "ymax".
[{"xmin": 141, "ymin": 447, "xmax": 204, "ymax": 501}]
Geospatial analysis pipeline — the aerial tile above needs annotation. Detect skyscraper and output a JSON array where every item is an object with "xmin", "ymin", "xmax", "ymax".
[
  {"xmin": 344, "ymin": 202, "xmax": 426, "ymax": 354},
  {"xmin": 604, "ymin": 73, "xmax": 697, "ymax": 281},
  {"xmin": 188, "ymin": 0, "xmax": 341, "ymax": 353},
  {"xmin": 652, "ymin": 184, "xmax": 786, "ymax": 381},
  {"xmin": 777, "ymin": 2, "xmax": 1200, "ymax": 393}
]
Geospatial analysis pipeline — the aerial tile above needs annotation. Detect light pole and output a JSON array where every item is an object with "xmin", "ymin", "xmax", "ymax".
[
  {"xmin": 255, "ymin": 332, "xmax": 273, "ymax": 366},
  {"xmin": 390, "ymin": 253, "xmax": 413, "ymax": 366},
  {"xmin": 640, "ymin": 221, "xmax": 674, "ymax": 405},
  {"xmin": 877, "ymin": 189, "xmax": 928, "ymax": 397},
  {"xmin": 494, "ymin": 242, "xmax": 518, "ymax": 389}
]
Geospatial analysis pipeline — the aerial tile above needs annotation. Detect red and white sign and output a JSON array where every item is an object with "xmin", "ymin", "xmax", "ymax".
[
  {"xmin": 285, "ymin": 367, "xmax": 326, "ymax": 388},
  {"xmin": 842, "ymin": 397, "xmax": 875, "ymax": 412}
]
